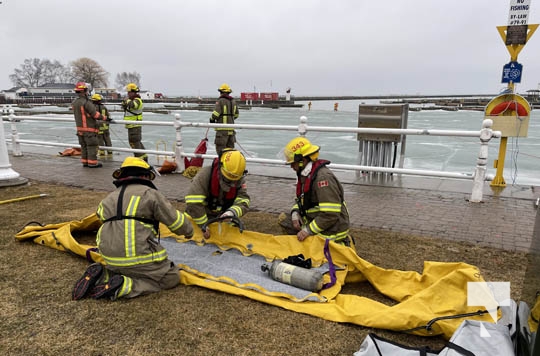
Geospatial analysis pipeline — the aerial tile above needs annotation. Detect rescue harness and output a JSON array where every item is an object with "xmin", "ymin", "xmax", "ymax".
[
  {"xmin": 295, "ymin": 159, "xmax": 331, "ymax": 218},
  {"xmin": 207, "ymin": 158, "xmax": 238, "ymax": 213},
  {"xmin": 104, "ymin": 178, "xmax": 160, "ymax": 235},
  {"xmin": 211, "ymin": 95, "xmax": 236, "ymax": 125}
]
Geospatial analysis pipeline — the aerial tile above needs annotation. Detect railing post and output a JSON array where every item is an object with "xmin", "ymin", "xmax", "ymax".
[
  {"xmin": 0, "ymin": 109, "xmax": 28, "ymax": 186},
  {"xmin": 173, "ymin": 113, "xmax": 185, "ymax": 173},
  {"xmin": 470, "ymin": 119, "xmax": 495, "ymax": 203},
  {"xmin": 298, "ymin": 115, "xmax": 308, "ymax": 136},
  {"xmin": 9, "ymin": 109, "xmax": 22, "ymax": 157}
]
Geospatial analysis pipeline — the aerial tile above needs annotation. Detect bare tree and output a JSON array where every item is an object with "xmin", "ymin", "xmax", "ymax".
[
  {"xmin": 43, "ymin": 60, "xmax": 73, "ymax": 84},
  {"xmin": 70, "ymin": 57, "xmax": 109, "ymax": 88},
  {"xmin": 115, "ymin": 71, "xmax": 141, "ymax": 91},
  {"xmin": 9, "ymin": 58, "xmax": 48, "ymax": 88}
]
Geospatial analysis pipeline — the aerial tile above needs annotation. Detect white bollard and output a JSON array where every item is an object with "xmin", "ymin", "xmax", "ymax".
[
  {"xmin": 9, "ymin": 109, "xmax": 22, "ymax": 156},
  {"xmin": 0, "ymin": 109, "xmax": 28, "ymax": 186},
  {"xmin": 470, "ymin": 119, "xmax": 495, "ymax": 203},
  {"xmin": 173, "ymin": 113, "xmax": 185, "ymax": 173},
  {"xmin": 298, "ymin": 116, "xmax": 308, "ymax": 136}
]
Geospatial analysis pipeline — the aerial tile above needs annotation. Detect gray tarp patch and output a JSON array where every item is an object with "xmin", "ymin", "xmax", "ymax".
[{"xmin": 160, "ymin": 238, "xmax": 330, "ymax": 302}]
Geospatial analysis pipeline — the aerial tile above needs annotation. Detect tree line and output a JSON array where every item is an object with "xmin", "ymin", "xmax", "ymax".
[{"xmin": 9, "ymin": 57, "xmax": 142, "ymax": 92}]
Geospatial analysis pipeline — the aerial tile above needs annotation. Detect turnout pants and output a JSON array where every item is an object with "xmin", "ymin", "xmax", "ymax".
[
  {"xmin": 128, "ymin": 126, "xmax": 147, "ymax": 159},
  {"xmin": 104, "ymin": 259, "xmax": 180, "ymax": 299},
  {"xmin": 214, "ymin": 130, "xmax": 236, "ymax": 156},
  {"xmin": 98, "ymin": 131, "xmax": 113, "ymax": 154},
  {"xmin": 77, "ymin": 132, "xmax": 99, "ymax": 166}
]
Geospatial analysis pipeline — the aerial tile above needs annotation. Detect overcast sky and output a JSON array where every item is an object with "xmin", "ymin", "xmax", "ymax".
[{"xmin": 1, "ymin": 0, "xmax": 539, "ymax": 96}]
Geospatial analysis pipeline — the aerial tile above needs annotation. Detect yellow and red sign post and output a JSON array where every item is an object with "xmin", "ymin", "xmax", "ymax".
[{"xmin": 485, "ymin": 0, "xmax": 537, "ymax": 187}]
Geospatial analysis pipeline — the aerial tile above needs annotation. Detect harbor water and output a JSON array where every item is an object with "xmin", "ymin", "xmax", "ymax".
[{"xmin": 5, "ymin": 100, "xmax": 540, "ymax": 186}]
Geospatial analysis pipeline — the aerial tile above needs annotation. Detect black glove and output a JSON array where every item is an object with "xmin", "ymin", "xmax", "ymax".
[{"xmin": 283, "ymin": 254, "xmax": 312, "ymax": 269}]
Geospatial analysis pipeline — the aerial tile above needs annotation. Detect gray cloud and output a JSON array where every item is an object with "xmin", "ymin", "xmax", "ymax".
[{"xmin": 1, "ymin": 0, "xmax": 539, "ymax": 96}]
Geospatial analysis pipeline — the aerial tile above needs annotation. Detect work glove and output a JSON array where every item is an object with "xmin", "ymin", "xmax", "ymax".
[{"xmin": 291, "ymin": 211, "xmax": 302, "ymax": 231}]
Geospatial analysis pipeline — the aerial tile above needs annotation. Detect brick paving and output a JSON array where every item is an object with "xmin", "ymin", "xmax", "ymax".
[{"xmin": 7, "ymin": 152, "xmax": 540, "ymax": 252}]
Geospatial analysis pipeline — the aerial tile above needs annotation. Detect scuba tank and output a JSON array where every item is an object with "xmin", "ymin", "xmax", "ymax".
[{"xmin": 261, "ymin": 261, "xmax": 324, "ymax": 292}]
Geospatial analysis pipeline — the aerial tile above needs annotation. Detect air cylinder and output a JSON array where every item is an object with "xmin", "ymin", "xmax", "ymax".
[{"xmin": 261, "ymin": 261, "xmax": 323, "ymax": 292}]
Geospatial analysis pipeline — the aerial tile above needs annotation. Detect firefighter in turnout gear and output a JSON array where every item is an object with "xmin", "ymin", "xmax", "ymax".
[
  {"xmin": 278, "ymin": 137, "xmax": 352, "ymax": 246},
  {"xmin": 210, "ymin": 83, "xmax": 239, "ymax": 156},
  {"xmin": 122, "ymin": 83, "xmax": 147, "ymax": 161},
  {"xmin": 71, "ymin": 82, "xmax": 109, "ymax": 168},
  {"xmin": 91, "ymin": 94, "xmax": 113, "ymax": 156},
  {"xmin": 72, "ymin": 157, "xmax": 194, "ymax": 301},
  {"xmin": 185, "ymin": 149, "xmax": 250, "ymax": 239}
]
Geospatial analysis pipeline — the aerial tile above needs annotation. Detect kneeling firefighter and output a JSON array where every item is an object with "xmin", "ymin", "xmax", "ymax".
[
  {"xmin": 279, "ymin": 137, "xmax": 352, "ymax": 247},
  {"xmin": 72, "ymin": 157, "xmax": 194, "ymax": 301},
  {"xmin": 185, "ymin": 149, "xmax": 250, "ymax": 239}
]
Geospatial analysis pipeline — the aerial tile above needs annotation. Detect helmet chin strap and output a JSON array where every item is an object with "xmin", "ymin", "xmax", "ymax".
[{"xmin": 295, "ymin": 159, "xmax": 305, "ymax": 178}]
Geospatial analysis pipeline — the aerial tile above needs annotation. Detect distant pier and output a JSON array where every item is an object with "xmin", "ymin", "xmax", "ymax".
[{"xmin": 4, "ymin": 93, "xmax": 539, "ymax": 112}]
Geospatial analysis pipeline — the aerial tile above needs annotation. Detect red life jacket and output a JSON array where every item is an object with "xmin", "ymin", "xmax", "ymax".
[
  {"xmin": 295, "ymin": 160, "xmax": 330, "ymax": 212},
  {"xmin": 208, "ymin": 158, "xmax": 238, "ymax": 211}
]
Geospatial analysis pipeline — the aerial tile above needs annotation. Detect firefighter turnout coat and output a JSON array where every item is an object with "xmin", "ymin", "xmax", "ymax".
[
  {"xmin": 123, "ymin": 96, "xmax": 143, "ymax": 128},
  {"xmin": 96, "ymin": 178, "xmax": 193, "ymax": 268},
  {"xmin": 292, "ymin": 160, "xmax": 350, "ymax": 242},
  {"xmin": 95, "ymin": 103, "xmax": 111, "ymax": 134},
  {"xmin": 72, "ymin": 96, "xmax": 103, "ymax": 135},
  {"xmin": 211, "ymin": 94, "xmax": 239, "ymax": 127},
  {"xmin": 185, "ymin": 164, "xmax": 250, "ymax": 227}
]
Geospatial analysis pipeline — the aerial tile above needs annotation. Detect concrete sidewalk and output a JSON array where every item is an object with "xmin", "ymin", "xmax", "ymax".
[{"xmin": 6, "ymin": 152, "xmax": 540, "ymax": 252}]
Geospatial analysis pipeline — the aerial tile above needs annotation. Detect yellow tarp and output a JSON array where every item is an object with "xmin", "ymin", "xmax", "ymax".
[{"xmin": 15, "ymin": 213, "xmax": 494, "ymax": 339}]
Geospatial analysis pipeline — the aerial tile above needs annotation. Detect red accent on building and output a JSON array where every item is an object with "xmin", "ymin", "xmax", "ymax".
[
  {"xmin": 259, "ymin": 92, "xmax": 279, "ymax": 101},
  {"xmin": 240, "ymin": 92, "xmax": 259, "ymax": 100}
]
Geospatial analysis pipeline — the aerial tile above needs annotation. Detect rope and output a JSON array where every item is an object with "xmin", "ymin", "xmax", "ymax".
[
  {"xmin": 509, "ymin": 110, "xmax": 524, "ymax": 186},
  {"xmin": 234, "ymin": 139, "xmax": 254, "ymax": 158},
  {"xmin": 518, "ymin": 152, "xmax": 540, "ymax": 160},
  {"xmin": 109, "ymin": 126, "xmax": 130, "ymax": 148},
  {"xmin": 182, "ymin": 166, "xmax": 201, "ymax": 179}
]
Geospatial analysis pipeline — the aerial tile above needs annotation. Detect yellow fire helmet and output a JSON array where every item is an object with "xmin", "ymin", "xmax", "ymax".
[
  {"xmin": 283, "ymin": 137, "xmax": 320, "ymax": 164},
  {"xmin": 218, "ymin": 83, "xmax": 232, "ymax": 93},
  {"xmin": 126, "ymin": 83, "xmax": 140, "ymax": 92},
  {"xmin": 112, "ymin": 157, "xmax": 155, "ymax": 180},
  {"xmin": 91, "ymin": 94, "xmax": 102, "ymax": 102},
  {"xmin": 220, "ymin": 149, "xmax": 246, "ymax": 181}
]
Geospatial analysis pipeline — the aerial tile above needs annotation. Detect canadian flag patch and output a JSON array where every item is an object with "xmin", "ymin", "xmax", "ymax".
[{"xmin": 318, "ymin": 180, "xmax": 329, "ymax": 188}]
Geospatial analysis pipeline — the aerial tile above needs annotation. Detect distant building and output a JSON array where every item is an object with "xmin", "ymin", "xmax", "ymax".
[
  {"xmin": 1, "ymin": 87, "xmax": 28, "ymax": 100},
  {"xmin": 28, "ymin": 83, "xmax": 78, "ymax": 99},
  {"xmin": 94, "ymin": 88, "xmax": 120, "ymax": 100},
  {"xmin": 1, "ymin": 83, "xmax": 122, "ymax": 102},
  {"xmin": 525, "ymin": 89, "xmax": 540, "ymax": 102},
  {"xmin": 138, "ymin": 90, "xmax": 155, "ymax": 100},
  {"xmin": 1, "ymin": 83, "xmax": 76, "ymax": 102}
]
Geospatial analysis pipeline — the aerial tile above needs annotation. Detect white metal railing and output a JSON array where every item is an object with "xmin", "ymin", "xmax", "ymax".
[{"xmin": 2, "ymin": 110, "xmax": 501, "ymax": 202}]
